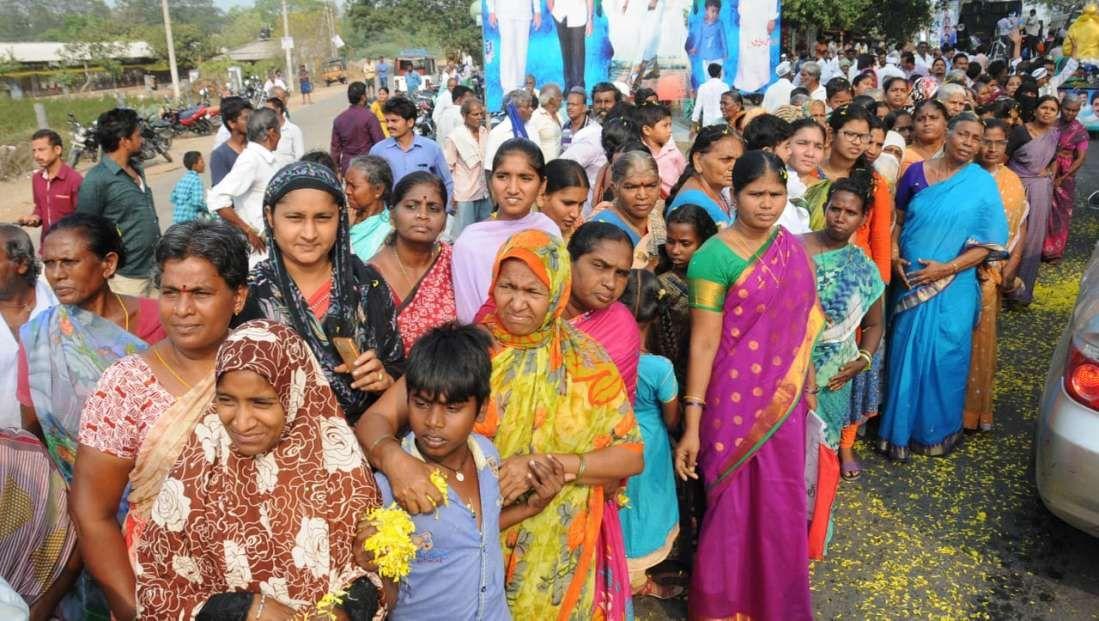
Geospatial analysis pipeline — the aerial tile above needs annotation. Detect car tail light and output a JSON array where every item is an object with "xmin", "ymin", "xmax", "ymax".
[{"xmin": 1065, "ymin": 345, "xmax": 1099, "ymax": 410}]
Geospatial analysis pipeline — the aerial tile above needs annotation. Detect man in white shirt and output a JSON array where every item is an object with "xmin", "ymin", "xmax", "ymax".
[
  {"xmin": 487, "ymin": 0, "xmax": 541, "ymax": 94},
  {"xmin": 436, "ymin": 85, "xmax": 475, "ymax": 147},
  {"xmin": 691, "ymin": 63, "xmax": 728, "ymax": 132},
  {"xmin": 208, "ymin": 108, "xmax": 280, "ymax": 262},
  {"xmin": 527, "ymin": 82, "xmax": 564, "ymax": 160},
  {"xmin": 264, "ymin": 97, "xmax": 304, "ymax": 166},
  {"xmin": 914, "ymin": 41, "xmax": 933, "ymax": 71},
  {"xmin": 811, "ymin": 40, "xmax": 842, "ymax": 83},
  {"xmin": 434, "ymin": 77, "xmax": 458, "ymax": 126},
  {"xmin": 762, "ymin": 61, "xmax": 795, "ymax": 112},
  {"xmin": 798, "ymin": 61, "xmax": 826, "ymax": 101},
  {"xmin": 484, "ymin": 89, "xmax": 534, "ymax": 171}
]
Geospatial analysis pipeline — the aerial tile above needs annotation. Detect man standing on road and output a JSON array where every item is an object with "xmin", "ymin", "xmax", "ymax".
[
  {"xmin": 405, "ymin": 67, "xmax": 423, "ymax": 95},
  {"xmin": 18, "ymin": 129, "xmax": 82, "ymax": 245},
  {"xmin": 208, "ymin": 108, "xmax": 281, "ymax": 263},
  {"xmin": 210, "ymin": 97, "xmax": 253, "ymax": 185},
  {"xmin": 369, "ymin": 96, "xmax": 453, "ymax": 199},
  {"xmin": 75, "ymin": 108, "xmax": 160, "ymax": 297},
  {"xmin": 331, "ymin": 81, "xmax": 386, "ymax": 174},
  {"xmin": 377, "ymin": 57, "xmax": 391, "ymax": 91},
  {"xmin": 363, "ymin": 58, "xmax": 377, "ymax": 99},
  {"xmin": 265, "ymin": 97, "xmax": 304, "ymax": 166}
]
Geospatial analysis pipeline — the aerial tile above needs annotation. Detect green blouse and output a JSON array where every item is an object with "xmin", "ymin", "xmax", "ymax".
[{"xmin": 687, "ymin": 229, "xmax": 777, "ymax": 312}]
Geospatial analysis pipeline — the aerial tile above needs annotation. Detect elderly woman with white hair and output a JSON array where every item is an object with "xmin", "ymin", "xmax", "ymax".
[
  {"xmin": 0, "ymin": 225, "xmax": 56, "ymax": 429},
  {"xmin": 937, "ymin": 82, "xmax": 970, "ymax": 117},
  {"xmin": 528, "ymin": 82, "xmax": 565, "ymax": 161}
]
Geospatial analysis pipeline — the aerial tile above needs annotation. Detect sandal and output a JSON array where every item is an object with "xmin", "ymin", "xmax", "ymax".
[
  {"xmin": 633, "ymin": 577, "xmax": 686, "ymax": 600},
  {"xmin": 841, "ymin": 459, "xmax": 862, "ymax": 480}
]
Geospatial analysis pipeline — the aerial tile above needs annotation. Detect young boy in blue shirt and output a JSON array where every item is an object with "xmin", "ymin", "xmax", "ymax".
[
  {"xmin": 169, "ymin": 151, "xmax": 209, "ymax": 224},
  {"xmin": 371, "ymin": 324, "xmax": 564, "ymax": 620}
]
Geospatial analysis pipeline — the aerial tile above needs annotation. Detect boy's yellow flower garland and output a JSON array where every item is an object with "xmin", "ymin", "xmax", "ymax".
[{"xmin": 311, "ymin": 470, "xmax": 451, "ymax": 619}]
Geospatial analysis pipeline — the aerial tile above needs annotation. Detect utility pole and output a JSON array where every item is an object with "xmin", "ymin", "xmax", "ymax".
[
  {"xmin": 161, "ymin": 0, "xmax": 181, "ymax": 99},
  {"xmin": 281, "ymin": 0, "xmax": 296, "ymax": 95}
]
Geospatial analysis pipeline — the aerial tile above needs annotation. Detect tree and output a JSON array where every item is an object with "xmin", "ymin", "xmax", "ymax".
[
  {"xmin": 348, "ymin": 0, "xmax": 481, "ymax": 60},
  {"xmin": 782, "ymin": 0, "xmax": 932, "ymax": 44}
]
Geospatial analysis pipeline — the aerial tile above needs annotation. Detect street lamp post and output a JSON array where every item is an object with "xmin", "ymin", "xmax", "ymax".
[
  {"xmin": 282, "ymin": 0, "xmax": 296, "ymax": 95},
  {"xmin": 161, "ymin": 0, "xmax": 181, "ymax": 99}
]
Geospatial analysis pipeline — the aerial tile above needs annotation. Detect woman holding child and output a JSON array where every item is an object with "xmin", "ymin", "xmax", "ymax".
[{"xmin": 358, "ymin": 230, "xmax": 643, "ymax": 620}]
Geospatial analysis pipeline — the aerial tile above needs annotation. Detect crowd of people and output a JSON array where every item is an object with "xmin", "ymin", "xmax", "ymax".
[{"xmin": 0, "ymin": 25, "xmax": 1090, "ymax": 621}]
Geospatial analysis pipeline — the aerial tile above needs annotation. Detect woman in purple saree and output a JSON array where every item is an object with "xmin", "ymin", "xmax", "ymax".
[
  {"xmin": 1006, "ymin": 95, "xmax": 1060, "ymax": 305},
  {"xmin": 676, "ymin": 151, "xmax": 823, "ymax": 621}
]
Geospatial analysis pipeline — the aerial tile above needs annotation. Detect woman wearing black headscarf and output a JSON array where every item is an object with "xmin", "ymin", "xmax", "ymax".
[{"xmin": 237, "ymin": 161, "xmax": 404, "ymax": 423}]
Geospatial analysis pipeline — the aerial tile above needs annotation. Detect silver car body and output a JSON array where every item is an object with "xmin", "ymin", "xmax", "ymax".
[{"xmin": 1037, "ymin": 242, "xmax": 1099, "ymax": 538}]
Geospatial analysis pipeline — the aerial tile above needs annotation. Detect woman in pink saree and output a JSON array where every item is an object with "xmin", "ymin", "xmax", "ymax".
[
  {"xmin": 676, "ymin": 151, "xmax": 822, "ymax": 621},
  {"xmin": 1045, "ymin": 93, "xmax": 1089, "ymax": 261}
]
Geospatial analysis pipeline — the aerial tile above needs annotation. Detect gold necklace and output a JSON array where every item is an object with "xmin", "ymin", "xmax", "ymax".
[
  {"xmin": 391, "ymin": 243, "xmax": 438, "ymax": 291},
  {"xmin": 153, "ymin": 346, "xmax": 192, "ymax": 390},
  {"xmin": 113, "ymin": 291, "xmax": 130, "ymax": 333},
  {"xmin": 429, "ymin": 449, "xmax": 471, "ymax": 482}
]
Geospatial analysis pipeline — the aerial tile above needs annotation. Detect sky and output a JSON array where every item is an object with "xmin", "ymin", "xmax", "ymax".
[{"xmin": 215, "ymin": 0, "xmax": 252, "ymax": 8}]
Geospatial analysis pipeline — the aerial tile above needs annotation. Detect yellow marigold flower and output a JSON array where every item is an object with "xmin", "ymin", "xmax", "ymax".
[
  {"xmin": 362, "ymin": 503, "xmax": 418, "ymax": 580},
  {"xmin": 616, "ymin": 490, "xmax": 630, "ymax": 509},
  {"xmin": 315, "ymin": 590, "xmax": 345, "ymax": 621},
  {"xmin": 429, "ymin": 469, "xmax": 449, "ymax": 505}
]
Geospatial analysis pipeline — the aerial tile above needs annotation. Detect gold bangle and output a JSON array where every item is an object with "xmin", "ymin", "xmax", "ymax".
[
  {"xmin": 368, "ymin": 434, "xmax": 396, "ymax": 460},
  {"xmin": 682, "ymin": 393, "xmax": 707, "ymax": 403},
  {"xmin": 576, "ymin": 453, "xmax": 587, "ymax": 479}
]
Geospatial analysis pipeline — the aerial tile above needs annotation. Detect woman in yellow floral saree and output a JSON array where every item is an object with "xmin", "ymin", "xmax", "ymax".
[{"xmin": 357, "ymin": 229, "xmax": 643, "ymax": 621}]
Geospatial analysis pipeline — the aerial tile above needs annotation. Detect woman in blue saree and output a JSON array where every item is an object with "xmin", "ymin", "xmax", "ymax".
[
  {"xmin": 665, "ymin": 125, "xmax": 744, "ymax": 227},
  {"xmin": 880, "ymin": 113, "xmax": 1009, "ymax": 461}
]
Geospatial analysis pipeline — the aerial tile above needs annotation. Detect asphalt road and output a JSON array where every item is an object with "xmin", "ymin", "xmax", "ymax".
[{"xmin": 637, "ymin": 147, "xmax": 1099, "ymax": 619}]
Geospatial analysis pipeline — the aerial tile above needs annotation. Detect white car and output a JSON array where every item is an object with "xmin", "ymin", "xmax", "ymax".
[{"xmin": 1036, "ymin": 241, "xmax": 1099, "ymax": 538}]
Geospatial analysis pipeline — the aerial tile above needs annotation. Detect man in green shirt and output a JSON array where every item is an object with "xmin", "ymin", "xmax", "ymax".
[{"xmin": 76, "ymin": 108, "xmax": 161, "ymax": 297}]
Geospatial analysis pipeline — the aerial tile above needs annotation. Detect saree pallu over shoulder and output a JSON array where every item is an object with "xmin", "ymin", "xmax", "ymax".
[
  {"xmin": 20, "ymin": 304, "xmax": 149, "ymax": 480},
  {"xmin": 881, "ymin": 164, "xmax": 1009, "ymax": 460},
  {"xmin": 694, "ymin": 230, "xmax": 825, "ymax": 496},
  {"xmin": 893, "ymin": 164, "xmax": 1009, "ymax": 315},
  {"xmin": 123, "ymin": 374, "xmax": 216, "ymax": 567},
  {"xmin": 475, "ymin": 230, "xmax": 641, "ymax": 621}
]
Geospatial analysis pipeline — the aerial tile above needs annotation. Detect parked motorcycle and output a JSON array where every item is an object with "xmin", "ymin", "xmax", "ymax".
[
  {"xmin": 242, "ymin": 75, "xmax": 266, "ymax": 108},
  {"xmin": 139, "ymin": 115, "xmax": 173, "ymax": 163},
  {"xmin": 67, "ymin": 113, "xmax": 99, "ymax": 167},
  {"xmin": 414, "ymin": 93, "xmax": 436, "ymax": 140},
  {"xmin": 162, "ymin": 103, "xmax": 217, "ymax": 137}
]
